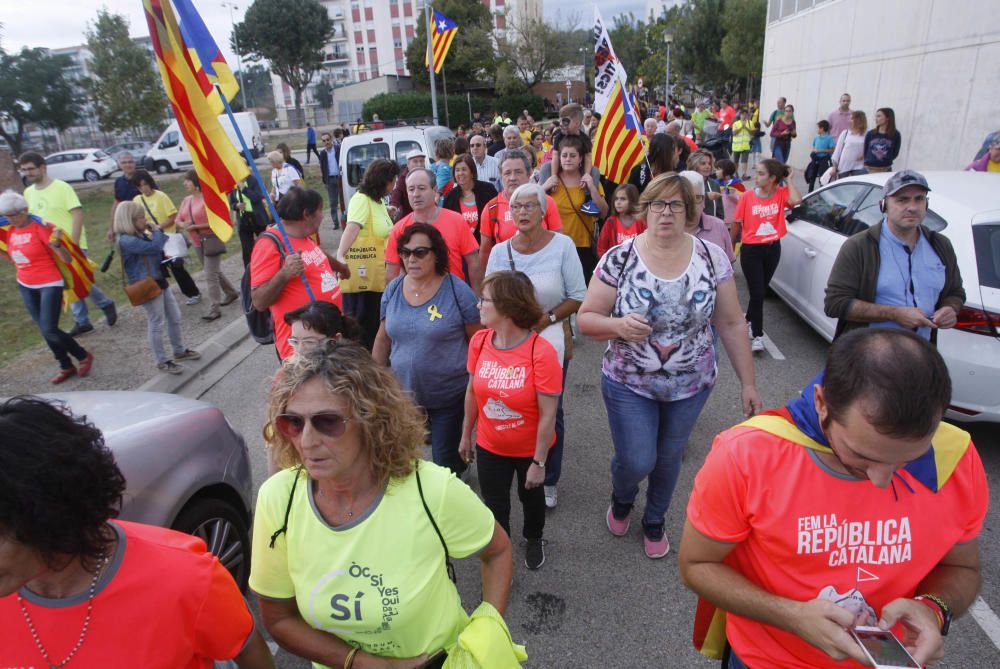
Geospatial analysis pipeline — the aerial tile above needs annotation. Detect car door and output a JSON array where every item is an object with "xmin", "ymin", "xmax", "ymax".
[
  {"xmin": 45, "ymin": 154, "xmax": 69, "ymax": 181},
  {"xmin": 777, "ymin": 182, "xmax": 871, "ymax": 339}
]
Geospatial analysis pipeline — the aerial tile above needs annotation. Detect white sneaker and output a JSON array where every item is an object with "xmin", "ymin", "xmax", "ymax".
[
  {"xmin": 185, "ymin": 295, "xmax": 202, "ymax": 305},
  {"xmin": 752, "ymin": 336, "xmax": 765, "ymax": 352},
  {"xmin": 544, "ymin": 485, "xmax": 558, "ymax": 509}
]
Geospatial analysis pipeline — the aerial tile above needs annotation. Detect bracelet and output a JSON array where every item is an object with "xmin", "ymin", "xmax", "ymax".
[
  {"xmin": 344, "ymin": 647, "xmax": 359, "ymax": 669},
  {"xmin": 532, "ymin": 459, "xmax": 546, "ymax": 469}
]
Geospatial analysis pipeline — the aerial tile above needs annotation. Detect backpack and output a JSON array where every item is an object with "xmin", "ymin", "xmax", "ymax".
[{"xmin": 242, "ymin": 231, "xmax": 286, "ymax": 345}]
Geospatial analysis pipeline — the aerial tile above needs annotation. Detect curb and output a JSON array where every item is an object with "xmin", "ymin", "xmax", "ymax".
[{"xmin": 137, "ymin": 315, "xmax": 260, "ymax": 398}]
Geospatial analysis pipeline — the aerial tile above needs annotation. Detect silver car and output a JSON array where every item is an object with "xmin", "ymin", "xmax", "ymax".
[{"xmin": 41, "ymin": 391, "xmax": 253, "ymax": 590}]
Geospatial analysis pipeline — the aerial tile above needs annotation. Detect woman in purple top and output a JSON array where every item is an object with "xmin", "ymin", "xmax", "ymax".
[{"xmin": 770, "ymin": 104, "xmax": 797, "ymax": 164}]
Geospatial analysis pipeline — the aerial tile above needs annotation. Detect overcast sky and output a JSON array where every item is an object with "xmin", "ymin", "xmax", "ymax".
[{"xmin": 2, "ymin": 0, "xmax": 646, "ymax": 67}]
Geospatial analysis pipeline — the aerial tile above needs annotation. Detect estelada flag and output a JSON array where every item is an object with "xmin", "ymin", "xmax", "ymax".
[
  {"xmin": 593, "ymin": 79, "xmax": 646, "ymax": 185},
  {"xmin": 144, "ymin": 0, "xmax": 248, "ymax": 241},
  {"xmin": 0, "ymin": 215, "xmax": 95, "ymax": 307},
  {"xmin": 425, "ymin": 8, "xmax": 458, "ymax": 74},
  {"xmin": 173, "ymin": 0, "xmax": 240, "ymax": 115}
]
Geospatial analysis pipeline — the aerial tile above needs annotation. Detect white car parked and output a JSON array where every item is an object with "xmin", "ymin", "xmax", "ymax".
[
  {"xmin": 43, "ymin": 148, "xmax": 118, "ymax": 182},
  {"xmin": 771, "ymin": 171, "xmax": 1000, "ymax": 423}
]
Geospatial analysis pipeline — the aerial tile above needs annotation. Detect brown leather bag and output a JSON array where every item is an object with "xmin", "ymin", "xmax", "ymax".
[{"xmin": 120, "ymin": 247, "xmax": 162, "ymax": 306}]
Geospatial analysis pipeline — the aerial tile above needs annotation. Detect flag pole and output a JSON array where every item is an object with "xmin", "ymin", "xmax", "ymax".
[
  {"xmin": 214, "ymin": 84, "xmax": 316, "ymax": 301},
  {"xmin": 442, "ymin": 64, "xmax": 450, "ymax": 128},
  {"xmin": 425, "ymin": 4, "xmax": 439, "ymax": 125}
]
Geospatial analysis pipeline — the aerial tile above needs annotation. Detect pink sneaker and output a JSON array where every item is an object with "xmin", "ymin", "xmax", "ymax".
[
  {"xmin": 606, "ymin": 504, "xmax": 631, "ymax": 537},
  {"xmin": 643, "ymin": 524, "xmax": 670, "ymax": 559}
]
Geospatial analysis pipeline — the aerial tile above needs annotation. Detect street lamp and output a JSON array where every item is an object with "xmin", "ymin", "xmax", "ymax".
[
  {"xmin": 222, "ymin": 1, "xmax": 250, "ymax": 110},
  {"xmin": 663, "ymin": 29, "xmax": 674, "ymax": 106}
]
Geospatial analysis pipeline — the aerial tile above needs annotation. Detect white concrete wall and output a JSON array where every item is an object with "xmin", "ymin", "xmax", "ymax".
[{"xmin": 760, "ymin": 0, "xmax": 1000, "ymax": 171}]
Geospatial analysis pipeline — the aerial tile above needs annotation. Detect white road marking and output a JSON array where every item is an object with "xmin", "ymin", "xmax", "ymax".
[
  {"xmin": 971, "ymin": 596, "xmax": 1000, "ymax": 651},
  {"xmin": 762, "ymin": 333, "xmax": 786, "ymax": 360}
]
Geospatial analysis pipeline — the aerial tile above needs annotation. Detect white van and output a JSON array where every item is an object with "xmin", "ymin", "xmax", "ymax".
[
  {"xmin": 340, "ymin": 125, "xmax": 453, "ymax": 204},
  {"xmin": 144, "ymin": 111, "xmax": 263, "ymax": 174}
]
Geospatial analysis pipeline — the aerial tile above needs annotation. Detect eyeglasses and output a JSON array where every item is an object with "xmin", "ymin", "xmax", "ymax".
[
  {"xmin": 399, "ymin": 246, "xmax": 432, "ymax": 259},
  {"xmin": 477, "ymin": 297, "xmax": 495, "ymax": 304},
  {"xmin": 647, "ymin": 200, "xmax": 686, "ymax": 214},
  {"xmin": 510, "ymin": 202, "xmax": 540, "ymax": 212},
  {"xmin": 275, "ymin": 412, "xmax": 350, "ymax": 438},
  {"xmin": 288, "ymin": 336, "xmax": 329, "ymax": 351},
  {"xmin": 693, "ymin": 195, "xmax": 705, "ymax": 204}
]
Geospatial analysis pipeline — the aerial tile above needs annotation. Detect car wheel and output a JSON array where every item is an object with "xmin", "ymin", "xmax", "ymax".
[
  {"xmin": 155, "ymin": 161, "xmax": 171, "ymax": 174},
  {"xmin": 83, "ymin": 169, "xmax": 100, "ymax": 182},
  {"xmin": 172, "ymin": 497, "xmax": 250, "ymax": 592}
]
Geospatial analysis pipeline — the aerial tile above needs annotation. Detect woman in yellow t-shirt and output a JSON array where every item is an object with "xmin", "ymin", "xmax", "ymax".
[
  {"xmin": 542, "ymin": 134, "xmax": 607, "ymax": 282},
  {"xmin": 133, "ymin": 170, "xmax": 201, "ymax": 304},
  {"xmin": 336, "ymin": 159, "xmax": 399, "ymax": 349},
  {"xmin": 252, "ymin": 342, "xmax": 513, "ymax": 669}
]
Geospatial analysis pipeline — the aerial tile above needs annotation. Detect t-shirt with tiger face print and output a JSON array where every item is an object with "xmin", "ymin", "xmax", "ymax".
[{"xmin": 595, "ymin": 234, "xmax": 734, "ymax": 402}]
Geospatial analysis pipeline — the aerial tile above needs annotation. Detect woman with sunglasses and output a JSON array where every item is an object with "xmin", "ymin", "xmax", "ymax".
[
  {"xmin": 283, "ymin": 301, "xmax": 361, "ymax": 355},
  {"xmin": 373, "ymin": 223, "xmax": 481, "ymax": 477},
  {"xmin": 252, "ymin": 342, "xmax": 513, "ymax": 669},
  {"xmin": 578, "ymin": 173, "xmax": 761, "ymax": 560},
  {"xmin": 460, "ymin": 271, "xmax": 561, "ymax": 571}
]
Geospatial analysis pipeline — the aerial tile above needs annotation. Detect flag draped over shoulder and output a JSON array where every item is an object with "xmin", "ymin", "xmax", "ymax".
[
  {"xmin": 425, "ymin": 8, "xmax": 458, "ymax": 74},
  {"xmin": 143, "ymin": 0, "xmax": 248, "ymax": 241},
  {"xmin": 0, "ymin": 215, "xmax": 95, "ymax": 307},
  {"xmin": 593, "ymin": 80, "xmax": 645, "ymax": 185}
]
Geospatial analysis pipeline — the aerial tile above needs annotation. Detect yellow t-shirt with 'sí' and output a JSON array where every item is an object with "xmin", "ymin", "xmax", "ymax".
[
  {"xmin": 249, "ymin": 462, "xmax": 495, "ymax": 665},
  {"xmin": 25, "ymin": 180, "xmax": 85, "ymax": 249},
  {"xmin": 134, "ymin": 190, "xmax": 179, "ymax": 233}
]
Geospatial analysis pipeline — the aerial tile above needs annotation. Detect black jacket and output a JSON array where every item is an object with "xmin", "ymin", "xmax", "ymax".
[
  {"xmin": 442, "ymin": 180, "xmax": 499, "ymax": 228},
  {"xmin": 319, "ymin": 144, "xmax": 341, "ymax": 184}
]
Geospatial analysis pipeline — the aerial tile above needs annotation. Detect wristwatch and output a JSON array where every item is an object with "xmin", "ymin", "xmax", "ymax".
[
  {"xmin": 531, "ymin": 459, "xmax": 546, "ymax": 469},
  {"xmin": 915, "ymin": 594, "xmax": 952, "ymax": 636},
  {"xmin": 547, "ymin": 311, "xmax": 558, "ymax": 324}
]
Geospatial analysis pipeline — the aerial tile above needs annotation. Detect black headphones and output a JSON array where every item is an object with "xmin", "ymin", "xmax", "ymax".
[{"xmin": 879, "ymin": 199, "xmax": 886, "ymax": 213}]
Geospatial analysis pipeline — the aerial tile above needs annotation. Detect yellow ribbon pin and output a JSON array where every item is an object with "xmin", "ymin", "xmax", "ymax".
[{"xmin": 427, "ymin": 304, "xmax": 443, "ymax": 321}]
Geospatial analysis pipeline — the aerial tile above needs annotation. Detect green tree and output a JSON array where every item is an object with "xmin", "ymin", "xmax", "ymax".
[
  {"xmin": 233, "ymin": 0, "xmax": 333, "ymax": 121},
  {"xmin": 84, "ymin": 9, "xmax": 166, "ymax": 134},
  {"xmin": 608, "ymin": 13, "xmax": 649, "ymax": 81},
  {"xmin": 314, "ymin": 78, "xmax": 333, "ymax": 110},
  {"xmin": 672, "ymin": 0, "xmax": 733, "ymax": 95},
  {"xmin": 0, "ymin": 48, "xmax": 79, "ymax": 155},
  {"xmin": 497, "ymin": 18, "xmax": 578, "ymax": 89},
  {"xmin": 404, "ymin": 0, "xmax": 494, "ymax": 90},
  {"xmin": 231, "ymin": 64, "xmax": 274, "ymax": 112},
  {"xmin": 720, "ymin": 0, "xmax": 766, "ymax": 96}
]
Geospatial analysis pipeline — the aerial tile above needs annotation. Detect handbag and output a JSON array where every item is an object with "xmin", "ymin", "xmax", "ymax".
[
  {"xmin": 339, "ymin": 197, "xmax": 387, "ymax": 293},
  {"xmin": 141, "ymin": 196, "xmax": 189, "ymax": 262},
  {"xmin": 120, "ymin": 245, "xmax": 162, "ymax": 306},
  {"xmin": 201, "ymin": 234, "xmax": 226, "ymax": 257}
]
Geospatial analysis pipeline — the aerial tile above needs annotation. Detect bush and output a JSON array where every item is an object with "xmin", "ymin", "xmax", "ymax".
[{"xmin": 362, "ymin": 92, "xmax": 545, "ymax": 128}]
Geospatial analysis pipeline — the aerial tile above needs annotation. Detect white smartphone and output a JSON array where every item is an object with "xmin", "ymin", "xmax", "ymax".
[{"xmin": 850, "ymin": 626, "xmax": 921, "ymax": 668}]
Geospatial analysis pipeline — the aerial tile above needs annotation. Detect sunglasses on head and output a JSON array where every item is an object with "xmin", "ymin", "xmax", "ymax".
[
  {"xmin": 399, "ymin": 246, "xmax": 432, "ymax": 259},
  {"xmin": 275, "ymin": 411, "xmax": 350, "ymax": 438}
]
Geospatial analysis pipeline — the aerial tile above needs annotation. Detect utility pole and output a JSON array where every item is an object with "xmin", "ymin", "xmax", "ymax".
[
  {"xmin": 222, "ymin": 1, "xmax": 250, "ymax": 110},
  {"xmin": 425, "ymin": 2, "xmax": 439, "ymax": 125}
]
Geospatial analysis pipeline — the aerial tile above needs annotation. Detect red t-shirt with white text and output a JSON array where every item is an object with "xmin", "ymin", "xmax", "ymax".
[
  {"xmin": 467, "ymin": 329, "xmax": 562, "ymax": 458},
  {"xmin": 7, "ymin": 220, "xmax": 63, "ymax": 286},
  {"xmin": 250, "ymin": 229, "xmax": 343, "ymax": 359},
  {"xmin": 734, "ymin": 186, "xmax": 789, "ymax": 245},
  {"xmin": 596, "ymin": 216, "xmax": 646, "ymax": 257}
]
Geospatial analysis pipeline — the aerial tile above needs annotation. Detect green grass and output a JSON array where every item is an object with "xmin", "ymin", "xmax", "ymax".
[{"xmin": 0, "ymin": 177, "xmax": 197, "ymax": 367}]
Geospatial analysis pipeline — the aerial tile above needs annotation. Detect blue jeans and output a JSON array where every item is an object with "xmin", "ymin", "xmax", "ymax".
[
  {"xmin": 602, "ymin": 375, "xmax": 712, "ymax": 526},
  {"xmin": 19, "ymin": 284, "xmax": 87, "ymax": 369},
  {"xmin": 544, "ymin": 358, "xmax": 570, "ymax": 487},
  {"xmin": 70, "ymin": 251, "xmax": 114, "ymax": 326},
  {"xmin": 728, "ymin": 649, "xmax": 750, "ymax": 669},
  {"xmin": 426, "ymin": 394, "xmax": 467, "ymax": 476},
  {"xmin": 140, "ymin": 288, "xmax": 185, "ymax": 365}
]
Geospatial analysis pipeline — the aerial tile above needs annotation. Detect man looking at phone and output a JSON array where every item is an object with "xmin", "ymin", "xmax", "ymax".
[{"xmin": 679, "ymin": 328, "xmax": 987, "ymax": 668}]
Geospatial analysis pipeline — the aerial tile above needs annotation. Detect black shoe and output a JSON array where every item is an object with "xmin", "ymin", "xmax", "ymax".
[
  {"xmin": 68, "ymin": 323, "xmax": 95, "ymax": 337},
  {"xmin": 102, "ymin": 303, "xmax": 118, "ymax": 327},
  {"xmin": 525, "ymin": 538, "xmax": 545, "ymax": 570}
]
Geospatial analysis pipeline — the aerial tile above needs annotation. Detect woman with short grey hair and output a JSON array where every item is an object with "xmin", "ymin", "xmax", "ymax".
[{"xmin": 485, "ymin": 180, "xmax": 586, "ymax": 511}]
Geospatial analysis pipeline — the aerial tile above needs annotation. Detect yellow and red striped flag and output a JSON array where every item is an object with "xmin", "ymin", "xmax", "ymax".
[
  {"xmin": 143, "ymin": 0, "xmax": 248, "ymax": 241},
  {"xmin": 593, "ymin": 79, "xmax": 646, "ymax": 185},
  {"xmin": 425, "ymin": 8, "xmax": 458, "ymax": 74},
  {"xmin": 173, "ymin": 0, "xmax": 240, "ymax": 115}
]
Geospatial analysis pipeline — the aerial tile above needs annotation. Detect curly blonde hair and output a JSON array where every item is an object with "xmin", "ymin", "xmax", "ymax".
[{"xmin": 264, "ymin": 340, "xmax": 426, "ymax": 485}]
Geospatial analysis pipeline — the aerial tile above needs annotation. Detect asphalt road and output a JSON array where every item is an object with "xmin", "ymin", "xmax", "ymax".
[{"xmin": 196, "ymin": 228, "xmax": 1000, "ymax": 668}]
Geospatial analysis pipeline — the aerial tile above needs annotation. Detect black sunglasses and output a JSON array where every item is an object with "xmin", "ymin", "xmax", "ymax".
[
  {"xmin": 399, "ymin": 246, "xmax": 432, "ymax": 259},
  {"xmin": 275, "ymin": 412, "xmax": 350, "ymax": 438},
  {"xmin": 560, "ymin": 117, "xmax": 571, "ymax": 126}
]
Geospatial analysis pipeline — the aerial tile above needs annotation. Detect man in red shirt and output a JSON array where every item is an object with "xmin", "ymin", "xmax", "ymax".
[
  {"xmin": 384, "ymin": 168, "xmax": 481, "ymax": 294},
  {"xmin": 680, "ymin": 328, "xmax": 987, "ymax": 669},
  {"xmin": 478, "ymin": 149, "xmax": 562, "ymax": 267}
]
